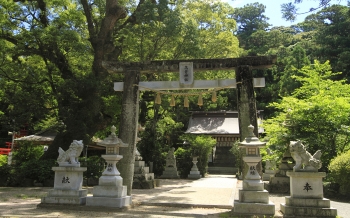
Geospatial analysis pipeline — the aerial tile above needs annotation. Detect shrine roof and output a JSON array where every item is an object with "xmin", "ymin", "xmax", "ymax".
[{"xmin": 185, "ymin": 111, "xmax": 263, "ymax": 135}]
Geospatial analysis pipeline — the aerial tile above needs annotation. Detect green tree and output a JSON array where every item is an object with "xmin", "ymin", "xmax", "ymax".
[
  {"xmin": 0, "ymin": 0, "xmax": 129, "ymax": 160},
  {"xmin": 231, "ymin": 2, "xmax": 271, "ymax": 51},
  {"xmin": 309, "ymin": 5, "xmax": 350, "ymax": 80},
  {"xmin": 179, "ymin": 134, "xmax": 216, "ymax": 176},
  {"xmin": 134, "ymin": 0, "xmax": 241, "ymax": 178},
  {"xmin": 263, "ymin": 61, "xmax": 350, "ymax": 171},
  {"xmin": 279, "ymin": 45, "xmax": 310, "ymax": 96}
]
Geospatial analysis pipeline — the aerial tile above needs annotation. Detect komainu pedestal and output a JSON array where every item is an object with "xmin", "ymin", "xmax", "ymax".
[
  {"xmin": 41, "ymin": 140, "xmax": 87, "ymax": 205},
  {"xmin": 280, "ymin": 141, "xmax": 337, "ymax": 217},
  {"xmin": 160, "ymin": 147, "xmax": 179, "ymax": 179}
]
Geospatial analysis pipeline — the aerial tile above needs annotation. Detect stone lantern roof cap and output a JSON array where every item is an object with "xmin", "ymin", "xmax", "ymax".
[
  {"xmin": 97, "ymin": 125, "xmax": 128, "ymax": 147},
  {"xmin": 239, "ymin": 124, "xmax": 266, "ymax": 147}
]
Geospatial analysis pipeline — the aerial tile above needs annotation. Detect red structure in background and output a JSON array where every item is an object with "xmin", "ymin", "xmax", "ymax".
[{"xmin": 0, "ymin": 129, "xmax": 28, "ymax": 155}]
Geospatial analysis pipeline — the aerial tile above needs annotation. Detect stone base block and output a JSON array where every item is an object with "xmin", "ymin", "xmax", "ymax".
[
  {"xmin": 280, "ymin": 203, "xmax": 337, "ymax": 217},
  {"xmin": 160, "ymin": 167, "xmax": 179, "ymax": 179},
  {"xmin": 239, "ymin": 190, "xmax": 269, "ymax": 203},
  {"xmin": 86, "ymin": 196, "xmax": 131, "ymax": 208},
  {"xmin": 41, "ymin": 189, "xmax": 87, "ymax": 205},
  {"xmin": 233, "ymin": 200, "xmax": 275, "ymax": 215},
  {"xmin": 269, "ymin": 176, "xmax": 290, "ymax": 193},
  {"xmin": 134, "ymin": 161, "xmax": 145, "ymax": 167},
  {"xmin": 243, "ymin": 179, "xmax": 264, "ymax": 191},
  {"xmin": 270, "ymin": 176, "xmax": 290, "ymax": 184},
  {"xmin": 285, "ymin": 196, "xmax": 331, "ymax": 208},
  {"xmin": 41, "ymin": 196, "xmax": 86, "ymax": 205},
  {"xmin": 134, "ymin": 173, "xmax": 154, "ymax": 181},
  {"xmin": 99, "ymin": 175, "xmax": 123, "ymax": 186},
  {"xmin": 188, "ymin": 173, "xmax": 201, "ymax": 179},
  {"xmin": 132, "ymin": 180, "xmax": 154, "ymax": 189},
  {"xmin": 190, "ymin": 171, "xmax": 200, "ymax": 175},
  {"xmin": 263, "ymin": 173, "xmax": 275, "ymax": 181},
  {"xmin": 52, "ymin": 167, "xmax": 86, "ymax": 190},
  {"xmin": 288, "ymin": 171, "xmax": 326, "ymax": 199},
  {"xmin": 134, "ymin": 166, "xmax": 150, "ymax": 174},
  {"xmin": 92, "ymin": 185, "xmax": 127, "ymax": 198},
  {"xmin": 47, "ymin": 189, "xmax": 87, "ymax": 197},
  {"xmin": 144, "ymin": 173, "xmax": 154, "ymax": 181}
]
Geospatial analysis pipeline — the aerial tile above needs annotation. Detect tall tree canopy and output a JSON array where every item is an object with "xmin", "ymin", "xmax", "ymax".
[
  {"xmin": 231, "ymin": 2, "xmax": 270, "ymax": 51},
  {"xmin": 0, "ymin": 0, "xmax": 132, "ymax": 160}
]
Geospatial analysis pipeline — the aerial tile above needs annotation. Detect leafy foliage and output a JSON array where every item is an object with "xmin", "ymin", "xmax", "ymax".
[
  {"xmin": 18, "ymin": 159, "xmax": 56, "ymax": 183},
  {"xmin": 232, "ymin": 2, "xmax": 271, "ymax": 51},
  {"xmin": 0, "ymin": 142, "xmax": 56, "ymax": 186},
  {"xmin": 80, "ymin": 155, "xmax": 105, "ymax": 179},
  {"xmin": 13, "ymin": 142, "xmax": 44, "ymax": 164},
  {"xmin": 263, "ymin": 61, "xmax": 350, "ymax": 171},
  {"xmin": 328, "ymin": 149, "xmax": 350, "ymax": 195},
  {"xmin": 0, "ymin": 155, "xmax": 7, "ymax": 167},
  {"xmin": 179, "ymin": 134, "xmax": 216, "ymax": 176}
]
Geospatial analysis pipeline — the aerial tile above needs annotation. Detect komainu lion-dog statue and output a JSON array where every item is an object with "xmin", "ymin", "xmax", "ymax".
[
  {"xmin": 289, "ymin": 140, "xmax": 322, "ymax": 172},
  {"xmin": 57, "ymin": 140, "xmax": 84, "ymax": 166}
]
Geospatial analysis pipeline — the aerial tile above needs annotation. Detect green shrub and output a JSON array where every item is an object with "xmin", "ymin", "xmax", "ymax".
[
  {"xmin": 19, "ymin": 159, "xmax": 56, "ymax": 183},
  {"xmin": 79, "ymin": 156, "xmax": 105, "ymax": 179},
  {"xmin": 180, "ymin": 134, "xmax": 216, "ymax": 176},
  {"xmin": 174, "ymin": 147, "xmax": 192, "ymax": 178},
  {"xmin": 2, "ymin": 142, "xmax": 52, "ymax": 186},
  {"xmin": 230, "ymin": 141, "xmax": 244, "ymax": 175},
  {"xmin": 328, "ymin": 150, "xmax": 350, "ymax": 195},
  {"xmin": 0, "ymin": 155, "xmax": 8, "ymax": 167},
  {"xmin": 0, "ymin": 164, "xmax": 11, "ymax": 186},
  {"xmin": 13, "ymin": 142, "xmax": 44, "ymax": 164}
]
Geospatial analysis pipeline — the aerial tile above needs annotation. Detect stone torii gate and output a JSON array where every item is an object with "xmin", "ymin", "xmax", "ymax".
[{"xmin": 103, "ymin": 55, "xmax": 276, "ymax": 195}]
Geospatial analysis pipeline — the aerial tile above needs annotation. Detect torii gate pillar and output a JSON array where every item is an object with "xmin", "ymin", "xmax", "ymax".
[
  {"xmin": 117, "ymin": 70, "xmax": 140, "ymax": 196},
  {"xmin": 236, "ymin": 65, "xmax": 258, "ymax": 140},
  {"xmin": 236, "ymin": 65, "xmax": 261, "ymax": 179}
]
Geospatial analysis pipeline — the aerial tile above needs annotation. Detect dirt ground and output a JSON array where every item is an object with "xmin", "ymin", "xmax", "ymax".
[
  {"xmin": 1, "ymin": 179, "xmax": 349, "ymax": 218},
  {"xmin": 0, "ymin": 181, "xmax": 231, "ymax": 218}
]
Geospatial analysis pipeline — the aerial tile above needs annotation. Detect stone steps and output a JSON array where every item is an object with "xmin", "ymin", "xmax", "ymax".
[{"xmin": 208, "ymin": 167, "xmax": 238, "ymax": 175}]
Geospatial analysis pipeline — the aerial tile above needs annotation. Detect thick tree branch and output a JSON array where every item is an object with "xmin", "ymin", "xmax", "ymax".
[
  {"xmin": 81, "ymin": 0, "xmax": 96, "ymax": 43},
  {"xmin": 117, "ymin": 0, "xmax": 145, "ymax": 32}
]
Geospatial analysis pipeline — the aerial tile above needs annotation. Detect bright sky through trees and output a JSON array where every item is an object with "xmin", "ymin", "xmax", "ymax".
[{"xmin": 225, "ymin": 0, "xmax": 346, "ymax": 27}]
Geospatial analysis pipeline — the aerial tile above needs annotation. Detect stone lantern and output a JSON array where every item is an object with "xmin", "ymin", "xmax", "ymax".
[
  {"xmin": 86, "ymin": 125, "xmax": 131, "ymax": 208},
  {"xmin": 239, "ymin": 124, "xmax": 265, "ymax": 180},
  {"xmin": 233, "ymin": 124, "xmax": 275, "ymax": 216},
  {"xmin": 97, "ymin": 125, "xmax": 128, "ymax": 186}
]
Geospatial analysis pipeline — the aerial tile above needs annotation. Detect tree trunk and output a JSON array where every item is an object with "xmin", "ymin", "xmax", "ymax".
[{"xmin": 117, "ymin": 70, "xmax": 140, "ymax": 195}]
